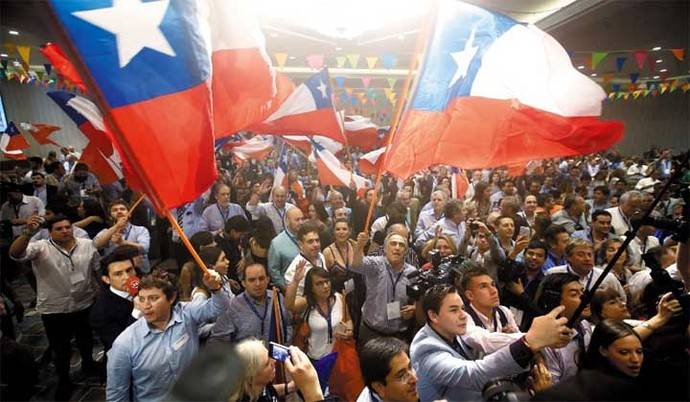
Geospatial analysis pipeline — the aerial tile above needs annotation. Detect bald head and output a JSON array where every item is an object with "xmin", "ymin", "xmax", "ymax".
[
  {"xmin": 272, "ymin": 186, "xmax": 287, "ymax": 209},
  {"xmin": 285, "ymin": 207, "xmax": 304, "ymax": 233}
]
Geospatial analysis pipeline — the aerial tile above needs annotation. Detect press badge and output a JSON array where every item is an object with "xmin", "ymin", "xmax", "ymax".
[
  {"xmin": 69, "ymin": 269, "xmax": 86, "ymax": 285},
  {"xmin": 386, "ymin": 301, "xmax": 401, "ymax": 320},
  {"xmin": 173, "ymin": 333, "xmax": 190, "ymax": 350}
]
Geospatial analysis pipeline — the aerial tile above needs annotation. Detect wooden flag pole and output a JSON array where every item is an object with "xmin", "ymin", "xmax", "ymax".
[
  {"xmin": 363, "ymin": 4, "xmax": 436, "ymax": 232},
  {"xmin": 166, "ymin": 210, "xmax": 209, "ymax": 275}
]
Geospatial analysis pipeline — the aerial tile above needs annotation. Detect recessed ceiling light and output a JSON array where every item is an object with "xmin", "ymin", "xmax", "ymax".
[
  {"xmin": 655, "ymin": 59, "xmax": 663, "ymax": 63},
  {"xmin": 660, "ymin": 68, "xmax": 668, "ymax": 73},
  {"xmin": 288, "ymin": 56, "xmax": 296, "ymax": 60},
  {"xmin": 652, "ymin": 46, "xmax": 662, "ymax": 51},
  {"xmin": 0, "ymin": 53, "xmax": 7, "ymax": 58},
  {"xmin": 8, "ymin": 30, "xmax": 19, "ymax": 35},
  {"xmin": 335, "ymin": 47, "xmax": 342, "ymax": 51},
  {"xmin": 12, "ymin": 61, "xmax": 21, "ymax": 66},
  {"xmin": 590, "ymin": 73, "xmax": 597, "ymax": 77},
  {"xmin": 397, "ymin": 35, "xmax": 405, "ymax": 40},
  {"xmin": 653, "ymin": 75, "xmax": 660, "ymax": 79},
  {"xmin": 577, "ymin": 65, "xmax": 585, "ymax": 70},
  {"xmin": 269, "ymin": 33, "xmax": 278, "ymax": 38}
]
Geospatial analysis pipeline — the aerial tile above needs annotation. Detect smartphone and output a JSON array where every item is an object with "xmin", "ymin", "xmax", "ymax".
[
  {"xmin": 268, "ymin": 341, "xmax": 290, "ymax": 362},
  {"xmin": 518, "ymin": 226, "xmax": 531, "ymax": 239}
]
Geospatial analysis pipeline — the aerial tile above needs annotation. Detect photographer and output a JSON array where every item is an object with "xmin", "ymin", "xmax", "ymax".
[
  {"xmin": 410, "ymin": 284, "xmax": 571, "ymax": 401},
  {"xmin": 501, "ymin": 240, "xmax": 548, "ymax": 331}
]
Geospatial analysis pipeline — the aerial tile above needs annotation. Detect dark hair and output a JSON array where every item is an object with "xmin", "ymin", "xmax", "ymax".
[
  {"xmin": 139, "ymin": 269, "xmax": 178, "ymax": 302},
  {"xmin": 190, "ymin": 231, "xmax": 215, "ymax": 252},
  {"xmin": 460, "ymin": 268, "xmax": 492, "ymax": 293},
  {"xmin": 590, "ymin": 288, "xmax": 625, "ymax": 323},
  {"xmin": 241, "ymin": 262, "xmax": 268, "ymax": 280},
  {"xmin": 593, "ymin": 185, "xmax": 610, "ymax": 197},
  {"xmin": 81, "ymin": 198, "xmax": 106, "ymax": 220},
  {"xmin": 526, "ymin": 240, "xmax": 548, "ymax": 254},
  {"xmin": 536, "ymin": 273, "xmax": 581, "ymax": 312},
  {"xmin": 252, "ymin": 217, "xmax": 276, "ymax": 249},
  {"xmin": 543, "ymin": 224, "xmax": 568, "ymax": 247},
  {"xmin": 73, "ymin": 162, "xmax": 89, "ymax": 172},
  {"xmin": 443, "ymin": 199, "xmax": 464, "ymax": 219},
  {"xmin": 596, "ymin": 238, "xmax": 630, "ymax": 266},
  {"xmin": 296, "ymin": 222, "xmax": 321, "ymax": 241},
  {"xmin": 386, "ymin": 201, "xmax": 407, "ymax": 220},
  {"xmin": 563, "ymin": 194, "xmax": 580, "ymax": 210},
  {"xmin": 303, "ymin": 267, "xmax": 334, "ymax": 308},
  {"xmin": 310, "ymin": 201, "xmax": 330, "ymax": 223},
  {"xmin": 333, "ymin": 218, "xmax": 350, "ymax": 228},
  {"xmin": 499, "ymin": 179, "xmax": 515, "ymax": 187},
  {"xmin": 45, "ymin": 161, "xmax": 62, "ymax": 174},
  {"xmin": 225, "ymin": 215, "xmax": 251, "ymax": 234},
  {"xmin": 591, "ymin": 209, "xmax": 612, "ymax": 222},
  {"xmin": 46, "ymin": 214, "xmax": 71, "ymax": 231},
  {"xmin": 107, "ymin": 199, "xmax": 128, "ymax": 212},
  {"xmin": 359, "ymin": 337, "xmax": 409, "ymax": 388},
  {"xmin": 471, "ymin": 182, "xmax": 489, "ymax": 202},
  {"xmin": 537, "ymin": 193, "xmax": 554, "ymax": 207},
  {"xmin": 100, "ymin": 244, "xmax": 140, "ymax": 278},
  {"xmin": 581, "ymin": 320, "xmax": 641, "ymax": 372},
  {"xmin": 192, "ymin": 247, "xmax": 224, "ymax": 292},
  {"xmin": 31, "ymin": 171, "xmax": 45, "ymax": 178},
  {"xmin": 422, "ymin": 284, "xmax": 458, "ymax": 322},
  {"xmin": 28, "ymin": 156, "xmax": 43, "ymax": 166}
]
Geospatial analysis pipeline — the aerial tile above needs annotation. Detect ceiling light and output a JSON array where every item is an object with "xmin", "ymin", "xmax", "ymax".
[
  {"xmin": 269, "ymin": 32, "xmax": 279, "ymax": 38},
  {"xmin": 652, "ymin": 46, "xmax": 662, "ymax": 51},
  {"xmin": 12, "ymin": 61, "xmax": 21, "ymax": 67},
  {"xmin": 335, "ymin": 47, "xmax": 342, "ymax": 51},
  {"xmin": 653, "ymin": 75, "xmax": 660, "ymax": 80},
  {"xmin": 660, "ymin": 68, "xmax": 668, "ymax": 73},
  {"xmin": 398, "ymin": 35, "xmax": 405, "ymax": 40},
  {"xmin": 655, "ymin": 59, "xmax": 663, "ymax": 63},
  {"xmin": 590, "ymin": 73, "xmax": 597, "ymax": 77},
  {"xmin": 577, "ymin": 65, "xmax": 585, "ymax": 70},
  {"xmin": 8, "ymin": 30, "xmax": 19, "ymax": 35},
  {"xmin": 0, "ymin": 53, "xmax": 7, "ymax": 58},
  {"xmin": 288, "ymin": 56, "xmax": 296, "ymax": 60}
]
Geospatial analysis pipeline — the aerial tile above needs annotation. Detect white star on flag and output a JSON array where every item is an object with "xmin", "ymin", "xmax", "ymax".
[
  {"xmin": 72, "ymin": 0, "xmax": 176, "ymax": 68},
  {"xmin": 316, "ymin": 80, "xmax": 328, "ymax": 99},
  {"xmin": 448, "ymin": 26, "xmax": 479, "ymax": 88}
]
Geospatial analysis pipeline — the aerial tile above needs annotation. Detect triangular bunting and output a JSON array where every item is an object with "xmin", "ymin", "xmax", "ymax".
[
  {"xmin": 44, "ymin": 63, "xmax": 52, "ymax": 75},
  {"xmin": 669, "ymin": 80, "xmax": 678, "ymax": 93},
  {"xmin": 346, "ymin": 54, "xmax": 360, "ymax": 68},
  {"xmin": 387, "ymin": 77, "xmax": 397, "ymax": 88},
  {"xmin": 16, "ymin": 45, "xmax": 31, "ymax": 67},
  {"xmin": 361, "ymin": 76, "xmax": 372, "ymax": 88},
  {"xmin": 632, "ymin": 50, "xmax": 648, "ymax": 69},
  {"xmin": 632, "ymin": 90, "xmax": 642, "ymax": 99},
  {"xmin": 607, "ymin": 92, "xmax": 616, "ymax": 100},
  {"xmin": 306, "ymin": 54, "xmax": 325, "ymax": 70},
  {"xmin": 591, "ymin": 52, "xmax": 608, "ymax": 69},
  {"xmin": 344, "ymin": 88, "xmax": 353, "ymax": 97},
  {"xmin": 616, "ymin": 92, "xmax": 625, "ymax": 100},
  {"xmin": 381, "ymin": 53, "xmax": 397, "ymax": 69},
  {"xmin": 615, "ymin": 57, "xmax": 626, "ymax": 72},
  {"xmin": 612, "ymin": 83, "xmax": 621, "ymax": 92},
  {"xmin": 630, "ymin": 73, "xmax": 639, "ymax": 84},
  {"xmin": 336, "ymin": 56, "xmax": 347, "ymax": 68},
  {"xmin": 682, "ymin": 83, "xmax": 690, "ymax": 93},
  {"xmin": 670, "ymin": 48, "xmax": 685, "ymax": 61},
  {"xmin": 273, "ymin": 52, "xmax": 288, "ymax": 68},
  {"xmin": 1, "ymin": 59, "xmax": 7, "ymax": 70},
  {"xmin": 365, "ymin": 56, "xmax": 378, "ymax": 69},
  {"xmin": 334, "ymin": 76, "xmax": 345, "ymax": 87}
]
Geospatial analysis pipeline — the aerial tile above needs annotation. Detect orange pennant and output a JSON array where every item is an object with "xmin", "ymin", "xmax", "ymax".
[{"xmin": 670, "ymin": 48, "xmax": 685, "ymax": 61}]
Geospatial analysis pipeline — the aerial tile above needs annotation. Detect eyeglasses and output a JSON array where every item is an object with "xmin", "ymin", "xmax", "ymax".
[{"xmin": 393, "ymin": 368, "xmax": 416, "ymax": 383}]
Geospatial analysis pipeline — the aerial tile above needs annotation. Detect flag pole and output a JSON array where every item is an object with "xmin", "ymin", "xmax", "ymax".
[
  {"xmin": 363, "ymin": 3, "xmax": 436, "ymax": 232},
  {"xmin": 46, "ymin": 6, "xmax": 211, "ymax": 275}
]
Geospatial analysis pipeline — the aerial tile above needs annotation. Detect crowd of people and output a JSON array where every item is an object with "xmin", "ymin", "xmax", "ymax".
[{"xmin": 0, "ymin": 143, "xmax": 688, "ymax": 401}]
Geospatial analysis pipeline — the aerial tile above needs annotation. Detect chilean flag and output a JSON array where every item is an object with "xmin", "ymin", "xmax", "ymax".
[
  {"xmin": 343, "ymin": 115, "xmax": 380, "ymax": 151},
  {"xmin": 1, "ymin": 122, "xmax": 29, "ymax": 160},
  {"xmin": 47, "ymin": 91, "xmax": 123, "ymax": 184},
  {"xmin": 283, "ymin": 135, "xmax": 343, "ymax": 156},
  {"xmin": 358, "ymin": 147, "xmax": 385, "ymax": 176},
  {"xmin": 40, "ymin": 42, "xmax": 88, "ymax": 93},
  {"xmin": 48, "ymin": 0, "xmax": 274, "ymax": 210},
  {"xmin": 384, "ymin": 0, "xmax": 624, "ymax": 179},
  {"xmin": 310, "ymin": 140, "xmax": 369, "ymax": 190},
  {"xmin": 19, "ymin": 123, "xmax": 62, "ymax": 147},
  {"xmin": 272, "ymin": 142, "xmax": 289, "ymax": 189},
  {"xmin": 450, "ymin": 167, "xmax": 469, "ymax": 199},
  {"xmin": 251, "ymin": 69, "xmax": 346, "ymax": 143},
  {"xmin": 232, "ymin": 135, "xmax": 274, "ymax": 161}
]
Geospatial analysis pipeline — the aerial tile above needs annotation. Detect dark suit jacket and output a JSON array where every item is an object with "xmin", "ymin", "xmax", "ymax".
[{"xmin": 89, "ymin": 286, "xmax": 136, "ymax": 351}]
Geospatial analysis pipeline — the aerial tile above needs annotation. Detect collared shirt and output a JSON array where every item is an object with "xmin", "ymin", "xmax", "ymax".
[
  {"xmin": 571, "ymin": 229, "xmax": 616, "ymax": 246},
  {"xmin": 541, "ymin": 320, "xmax": 593, "ymax": 384},
  {"xmin": 31, "ymin": 226, "xmax": 90, "ymax": 242},
  {"xmin": 59, "ymin": 172, "xmax": 102, "ymax": 203},
  {"xmin": 208, "ymin": 290, "xmax": 292, "ymax": 345},
  {"xmin": 95, "ymin": 223, "xmax": 151, "ymax": 272},
  {"xmin": 200, "ymin": 202, "xmax": 246, "ymax": 233},
  {"xmin": 551, "ymin": 209, "xmax": 588, "ymax": 234},
  {"xmin": 414, "ymin": 209, "xmax": 443, "ymax": 240},
  {"xmin": 267, "ymin": 230, "xmax": 300, "ymax": 286},
  {"xmin": 542, "ymin": 251, "xmax": 567, "ymax": 274},
  {"xmin": 33, "ymin": 186, "xmax": 48, "ymax": 205},
  {"xmin": 349, "ymin": 256, "xmax": 417, "ymax": 333},
  {"xmin": 629, "ymin": 235, "xmax": 660, "ymax": 267},
  {"xmin": 110, "ymin": 286, "xmax": 133, "ymax": 302},
  {"xmin": 171, "ymin": 198, "xmax": 205, "ymax": 242},
  {"xmin": 546, "ymin": 264, "xmax": 627, "ymax": 302},
  {"xmin": 0, "ymin": 195, "xmax": 45, "ymax": 237},
  {"xmin": 106, "ymin": 293, "xmax": 229, "ymax": 402},
  {"xmin": 11, "ymin": 238, "xmax": 99, "ymax": 314},
  {"xmin": 466, "ymin": 304, "xmax": 518, "ymax": 334},
  {"xmin": 414, "ymin": 217, "xmax": 466, "ymax": 250},
  {"xmin": 245, "ymin": 201, "xmax": 296, "ymax": 235},
  {"xmin": 355, "ymin": 388, "xmax": 383, "ymax": 402},
  {"xmin": 283, "ymin": 253, "xmax": 327, "ymax": 296}
]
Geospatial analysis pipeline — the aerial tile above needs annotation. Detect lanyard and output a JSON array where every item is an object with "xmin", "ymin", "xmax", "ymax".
[
  {"xmin": 273, "ymin": 205, "xmax": 286, "ymax": 231},
  {"xmin": 386, "ymin": 264, "xmax": 404, "ymax": 303},
  {"xmin": 315, "ymin": 300, "xmax": 334, "ymax": 343},
  {"xmin": 243, "ymin": 293, "xmax": 269, "ymax": 335},
  {"xmin": 567, "ymin": 265, "xmax": 593, "ymax": 291},
  {"xmin": 49, "ymin": 239, "xmax": 77, "ymax": 270},
  {"xmin": 217, "ymin": 203, "xmax": 229, "ymax": 222},
  {"xmin": 122, "ymin": 224, "xmax": 132, "ymax": 241},
  {"xmin": 285, "ymin": 231, "xmax": 299, "ymax": 248},
  {"xmin": 618, "ymin": 207, "xmax": 632, "ymax": 232}
]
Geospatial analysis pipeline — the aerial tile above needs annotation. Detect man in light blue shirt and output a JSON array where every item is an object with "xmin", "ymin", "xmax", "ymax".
[
  {"xmin": 246, "ymin": 186, "xmax": 296, "ymax": 234},
  {"xmin": 106, "ymin": 268, "xmax": 228, "ymax": 402},
  {"xmin": 267, "ymin": 207, "xmax": 304, "ymax": 287},
  {"xmin": 200, "ymin": 184, "xmax": 246, "ymax": 233},
  {"xmin": 94, "ymin": 200, "xmax": 151, "ymax": 272}
]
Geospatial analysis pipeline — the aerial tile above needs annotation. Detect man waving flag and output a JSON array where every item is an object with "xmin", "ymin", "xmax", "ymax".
[{"xmin": 384, "ymin": 0, "xmax": 624, "ymax": 179}]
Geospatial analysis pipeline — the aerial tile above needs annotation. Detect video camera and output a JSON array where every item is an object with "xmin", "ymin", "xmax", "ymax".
[
  {"xmin": 642, "ymin": 250, "xmax": 690, "ymax": 325},
  {"xmin": 497, "ymin": 258, "xmax": 527, "ymax": 284},
  {"xmin": 406, "ymin": 250, "xmax": 466, "ymax": 300},
  {"xmin": 639, "ymin": 184, "xmax": 690, "ymax": 243}
]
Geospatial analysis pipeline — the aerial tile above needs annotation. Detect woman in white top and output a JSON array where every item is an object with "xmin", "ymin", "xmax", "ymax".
[{"xmin": 286, "ymin": 262, "xmax": 353, "ymax": 360}]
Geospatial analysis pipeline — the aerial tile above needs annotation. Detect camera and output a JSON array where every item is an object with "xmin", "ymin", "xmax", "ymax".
[
  {"xmin": 268, "ymin": 342, "xmax": 290, "ymax": 362},
  {"xmin": 406, "ymin": 251, "xmax": 466, "ymax": 300},
  {"xmin": 497, "ymin": 258, "xmax": 526, "ymax": 284},
  {"xmin": 482, "ymin": 378, "xmax": 531, "ymax": 401}
]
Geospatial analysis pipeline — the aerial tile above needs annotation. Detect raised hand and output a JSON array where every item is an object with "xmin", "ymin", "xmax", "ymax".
[{"xmin": 525, "ymin": 305, "xmax": 572, "ymax": 351}]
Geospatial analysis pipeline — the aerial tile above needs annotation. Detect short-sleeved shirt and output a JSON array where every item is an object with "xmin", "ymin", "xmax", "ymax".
[{"xmin": 0, "ymin": 195, "xmax": 45, "ymax": 237}]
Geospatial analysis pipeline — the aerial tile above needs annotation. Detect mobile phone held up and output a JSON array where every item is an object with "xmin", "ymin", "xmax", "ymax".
[{"xmin": 268, "ymin": 342, "xmax": 290, "ymax": 362}]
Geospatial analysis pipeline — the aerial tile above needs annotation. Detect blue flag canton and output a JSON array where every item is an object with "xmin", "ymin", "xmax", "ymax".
[
  {"xmin": 304, "ymin": 69, "xmax": 334, "ymax": 109},
  {"xmin": 50, "ymin": 0, "xmax": 211, "ymax": 108},
  {"xmin": 277, "ymin": 144, "xmax": 290, "ymax": 172},
  {"xmin": 411, "ymin": 1, "xmax": 516, "ymax": 112},
  {"xmin": 47, "ymin": 91, "xmax": 88, "ymax": 126},
  {"xmin": 4, "ymin": 121, "xmax": 20, "ymax": 136}
]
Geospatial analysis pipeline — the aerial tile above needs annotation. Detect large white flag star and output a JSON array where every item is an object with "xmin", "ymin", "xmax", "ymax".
[
  {"xmin": 448, "ymin": 26, "xmax": 479, "ymax": 88},
  {"xmin": 72, "ymin": 0, "xmax": 175, "ymax": 68},
  {"xmin": 316, "ymin": 80, "xmax": 328, "ymax": 99}
]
